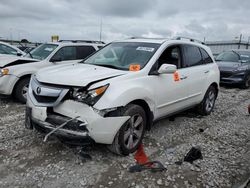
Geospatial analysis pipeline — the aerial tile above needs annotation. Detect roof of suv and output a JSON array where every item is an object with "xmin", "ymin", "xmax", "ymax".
[
  {"xmin": 114, "ymin": 37, "xmax": 209, "ymax": 50},
  {"xmin": 45, "ymin": 40, "xmax": 105, "ymax": 47}
]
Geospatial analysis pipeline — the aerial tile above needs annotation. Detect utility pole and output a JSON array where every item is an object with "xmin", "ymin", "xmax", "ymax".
[
  {"xmin": 247, "ymin": 36, "xmax": 250, "ymax": 49},
  {"xmin": 238, "ymin": 34, "xmax": 242, "ymax": 49},
  {"xmin": 99, "ymin": 19, "xmax": 102, "ymax": 42}
]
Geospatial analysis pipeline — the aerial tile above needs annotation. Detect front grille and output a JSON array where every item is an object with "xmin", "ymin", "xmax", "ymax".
[
  {"xmin": 220, "ymin": 71, "xmax": 233, "ymax": 78},
  {"xmin": 32, "ymin": 91, "xmax": 58, "ymax": 103},
  {"xmin": 46, "ymin": 114, "xmax": 88, "ymax": 133},
  {"xmin": 29, "ymin": 76, "xmax": 69, "ymax": 107}
]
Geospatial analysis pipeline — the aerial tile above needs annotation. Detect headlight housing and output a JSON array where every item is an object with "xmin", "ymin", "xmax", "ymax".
[
  {"xmin": 235, "ymin": 65, "xmax": 248, "ymax": 72},
  {"xmin": 71, "ymin": 84, "xmax": 109, "ymax": 106},
  {"xmin": 0, "ymin": 68, "xmax": 9, "ymax": 77}
]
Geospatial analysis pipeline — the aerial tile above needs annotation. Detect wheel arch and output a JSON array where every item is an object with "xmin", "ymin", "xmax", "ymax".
[
  {"xmin": 12, "ymin": 74, "xmax": 31, "ymax": 95},
  {"xmin": 209, "ymin": 82, "xmax": 219, "ymax": 99},
  {"xmin": 127, "ymin": 99, "xmax": 154, "ymax": 131}
]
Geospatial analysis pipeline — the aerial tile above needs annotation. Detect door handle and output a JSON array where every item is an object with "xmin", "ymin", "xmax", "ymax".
[
  {"xmin": 180, "ymin": 76, "xmax": 188, "ymax": 80},
  {"xmin": 204, "ymin": 70, "xmax": 210, "ymax": 74}
]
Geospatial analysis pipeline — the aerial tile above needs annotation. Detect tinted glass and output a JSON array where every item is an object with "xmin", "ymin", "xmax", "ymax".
[
  {"xmin": 83, "ymin": 42, "xmax": 160, "ymax": 70},
  {"xmin": 216, "ymin": 51, "xmax": 239, "ymax": 62},
  {"xmin": 158, "ymin": 46, "xmax": 181, "ymax": 68},
  {"xmin": 52, "ymin": 46, "xmax": 77, "ymax": 61},
  {"xmin": 76, "ymin": 46, "xmax": 95, "ymax": 59},
  {"xmin": 183, "ymin": 45, "xmax": 202, "ymax": 67},
  {"xmin": 200, "ymin": 48, "xmax": 213, "ymax": 64}
]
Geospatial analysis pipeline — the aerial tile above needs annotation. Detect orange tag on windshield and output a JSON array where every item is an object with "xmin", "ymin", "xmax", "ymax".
[
  {"xmin": 174, "ymin": 71, "xmax": 180, "ymax": 81},
  {"xmin": 129, "ymin": 64, "xmax": 141, "ymax": 71}
]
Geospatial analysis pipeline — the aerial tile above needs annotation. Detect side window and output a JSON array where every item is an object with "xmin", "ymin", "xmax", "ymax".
[
  {"xmin": 183, "ymin": 45, "xmax": 202, "ymax": 67},
  {"xmin": 158, "ymin": 46, "xmax": 181, "ymax": 68},
  {"xmin": 200, "ymin": 48, "xmax": 213, "ymax": 64},
  {"xmin": 76, "ymin": 46, "xmax": 96, "ymax": 59},
  {"xmin": 0, "ymin": 44, "xmax": 17, "ymax": 55},
  {"xmin": 51, "ymin": 46, "xmax": 76, "ymax": 61}
]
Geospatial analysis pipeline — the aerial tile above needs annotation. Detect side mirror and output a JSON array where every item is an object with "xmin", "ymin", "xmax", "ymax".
[
  {"xmin": 158, "ymin": 64, "xmax": 177, "ymax": 74},
  {"xmin": 16, "ymin": 52, "xmax": 23, "ymax": 56},
  {"xmin": 50, "ymin": 57, "xmax": 62, "ymax": 63}
]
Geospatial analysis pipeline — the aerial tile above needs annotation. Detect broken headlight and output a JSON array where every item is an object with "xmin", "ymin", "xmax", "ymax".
[{"xmin": 71, "ymin": 84, "xmax": 109, "ymax": 106}]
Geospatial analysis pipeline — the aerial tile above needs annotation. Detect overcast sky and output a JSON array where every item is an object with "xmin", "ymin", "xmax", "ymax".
[{"xmin": 0, "ymin": 0, "xmax": 250, "ymax": 43}]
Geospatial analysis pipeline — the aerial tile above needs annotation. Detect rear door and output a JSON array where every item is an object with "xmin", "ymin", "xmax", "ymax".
[{"xmin": 180, "ymin": 44, "xmax": 208, "ymax": 105}]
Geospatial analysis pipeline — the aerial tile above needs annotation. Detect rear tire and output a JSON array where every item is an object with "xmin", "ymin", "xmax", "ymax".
[
  {"xmin": 197, "ymin": 85, "xmax": 217, "ymax": 116},
  {"xmin": 107, "ymin": 104, "xmax": 147, "ymax": 156},
  {"xmin": 14, "ymin": 77, "xmax": 30, "ymax": 104}
]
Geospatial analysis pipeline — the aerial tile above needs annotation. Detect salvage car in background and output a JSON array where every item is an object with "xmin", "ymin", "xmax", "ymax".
[
  {"xmin": 0, "ymin": 41, "xmax": 26, "ymax": 57},
  {"xmin": 0, "ymin": 40, "xmax": 104, "ymax": 103},
  {"xmin": 216, "ymin": 50, "xmax": 250, "ymax": 88},
  {"xmin": 25, "ymin": 37, "xmax": 220, "ymax": 155}
]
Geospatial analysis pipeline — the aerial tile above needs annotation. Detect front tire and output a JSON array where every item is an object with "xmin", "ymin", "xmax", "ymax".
[
  {"xmin": 241, "ymin": 75, "xmax": 250, "ymax": 89},
  {"xmin": 197, "ymin": 85, "xmax": 217, "ymax": 116},
  {"xmin": 108, "ymin": 104, "xmax": 147, "ymax": 156},
  {"xmin": 14, "ymin": 77, "xmax": 30, "ymax": 104}
]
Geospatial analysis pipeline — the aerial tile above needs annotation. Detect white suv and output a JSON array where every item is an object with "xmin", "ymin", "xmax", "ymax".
[
  {"xmin": 25, "ymin": 37, "xmax": 220, "ymax": 155},
  {"xmin": 0, "ymin": 40, "xmax": 104, "ymax": 103}
]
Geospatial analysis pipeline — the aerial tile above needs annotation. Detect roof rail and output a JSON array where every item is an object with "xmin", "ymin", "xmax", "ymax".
[
  {"xmin": 129, "ymin": 36, "xmax": 170, "ymax": 40},
  {"xmin": 58, "ymin": 40, "xmax": 105, "ymax": 44},
  {"xmin": 174, "ymin": 36, "xmax": 205, "ymax": 44}
]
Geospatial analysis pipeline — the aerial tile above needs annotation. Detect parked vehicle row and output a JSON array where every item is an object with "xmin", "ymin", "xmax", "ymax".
[
  {"xmin": 24, "ymin": 37, "xmax": 220, "ymax": 155},
  {"xmin": 0, "ymin": 40, "xmax": 104, "ymax": 103}
]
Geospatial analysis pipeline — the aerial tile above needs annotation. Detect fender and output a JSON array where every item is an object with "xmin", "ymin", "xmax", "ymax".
[{"xmin": 94, "ymin": 81, "xmax": 156, "ymax": 115}]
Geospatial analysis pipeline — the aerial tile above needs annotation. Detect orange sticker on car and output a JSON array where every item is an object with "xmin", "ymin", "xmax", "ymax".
[
  {"xmin": 129, "ymin": 64, "xmax": 141, "ymax": 71},
  {"xmin": 174, "ymin": 71, "xmax": 180, "ymax": 81}
]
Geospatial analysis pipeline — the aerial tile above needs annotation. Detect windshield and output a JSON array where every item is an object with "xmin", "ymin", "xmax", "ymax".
[
  {"xmin": 83, "ymin": 42, "xmax": 160, "ymax": 70},
  {"xmin": 216, "ymin": 51, "xmax": 239, "ymax": 62},
  {"xmin": 25, "ymin": 44, "xmax": 58, "ymax": 60}
]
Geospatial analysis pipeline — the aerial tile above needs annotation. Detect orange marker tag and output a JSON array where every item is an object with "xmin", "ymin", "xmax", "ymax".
[
  {"xmin": 174, "ymin": 71, "xmax": 180, "ymax": 81},
  {"xmin": 129, "ymin": 64, "xmax": 141, "ymax": 72}
]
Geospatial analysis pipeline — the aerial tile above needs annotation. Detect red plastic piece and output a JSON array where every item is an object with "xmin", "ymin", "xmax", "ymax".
[{"xmin": 134, "ymin": 144, "xmax": 149, "ymax": 164}]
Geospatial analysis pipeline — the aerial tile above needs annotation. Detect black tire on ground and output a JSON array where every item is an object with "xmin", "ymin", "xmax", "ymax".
[
  {"xmin": 14, "ymin": 77, "xmax": 30, "ymax": 103},
  {"xmin": 107, "ymin": 104, "xmax": 147, "ymax": 156},
  {"xmin": 197, "ymin": 85, "xmax": 217, "ymax": 116},
  {"xmin": 240, "ymin": 75, "xmax": 250, "ymax": 89}
]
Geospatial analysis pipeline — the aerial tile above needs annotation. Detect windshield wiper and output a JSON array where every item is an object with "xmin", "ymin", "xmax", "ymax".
[
  {"xmin": 18, "ymin": 42, "xmax": 33, "ymax": 59},
  {"xmin": 90, "ymin": 64, "xmax": 126, "ymax": 70}
]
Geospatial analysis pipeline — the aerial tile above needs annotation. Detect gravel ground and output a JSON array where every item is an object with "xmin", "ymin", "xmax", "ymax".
[{"xmin": 0, "ymin": 86, "xmax": 249, "ymax": 188}]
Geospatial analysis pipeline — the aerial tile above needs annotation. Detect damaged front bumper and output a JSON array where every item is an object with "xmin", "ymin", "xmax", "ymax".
[{"xmin": 26, "ymin": 98, "xmax": 130, "ymax": 145}]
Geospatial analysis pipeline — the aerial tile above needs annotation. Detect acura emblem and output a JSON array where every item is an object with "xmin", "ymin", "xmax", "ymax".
[{"xmin": 36, "ymin": 87, "xmax": 41, "ymax": 94}]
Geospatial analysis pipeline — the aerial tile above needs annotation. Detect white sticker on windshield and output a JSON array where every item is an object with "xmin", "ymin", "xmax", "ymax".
[
  {"xmin": 44, "ymin": 48, "xmax": 54, "ymax": 52},
  {"xmin": 136, "ymin": 47, "xmax": 155, "ymax": 52}
]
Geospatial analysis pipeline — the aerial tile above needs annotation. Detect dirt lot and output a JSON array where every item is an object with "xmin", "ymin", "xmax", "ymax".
[{"xmin": 0, "ymin": 87, "xmax": 249, "ymax": 188}]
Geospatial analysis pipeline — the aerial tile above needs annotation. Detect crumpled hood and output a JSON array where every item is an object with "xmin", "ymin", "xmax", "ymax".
[
  {"xmin": 36, "ymin": 63, "xmax": 127, "ymax": 87},
  {"xmin": 0, "ymin": 55, "xmax": 38, "ymax": 68},
  {"xmin": 216, "ymin": 61, "xmax": 242, "ymax": 71}
]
